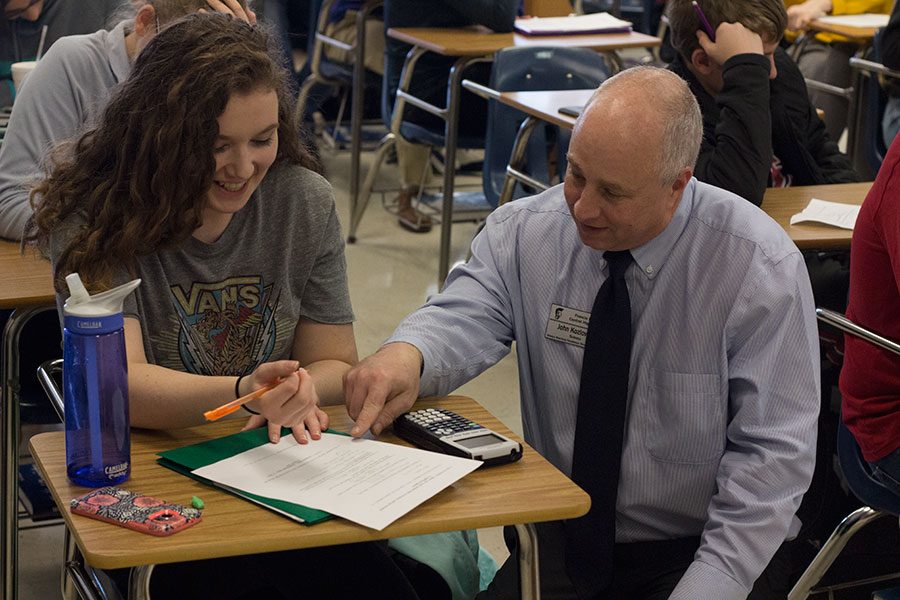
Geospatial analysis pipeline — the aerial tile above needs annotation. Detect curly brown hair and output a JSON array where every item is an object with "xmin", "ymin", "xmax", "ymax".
[{"xmin": 28, "ymin": 12, "xmax": 319, "ymax": 293}]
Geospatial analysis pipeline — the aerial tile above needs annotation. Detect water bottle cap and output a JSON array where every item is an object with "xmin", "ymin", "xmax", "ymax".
[{"xmin": 63, "ymin": 273, "xmax": 141, "ymax": 318}]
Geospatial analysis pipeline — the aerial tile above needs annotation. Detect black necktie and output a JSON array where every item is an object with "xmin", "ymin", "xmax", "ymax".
[{"xmin": 565, "ymin": 250, "xmax": 633, "ymax": 595}]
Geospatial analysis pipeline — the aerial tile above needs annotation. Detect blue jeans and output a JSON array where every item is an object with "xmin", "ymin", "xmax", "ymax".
[
  {"xmin": 882, "ymin": 96, "xmax": 900, "ymax": 149},
  {"xmin": 870, "ymin": 445, "xmax": 900, "ymax": 499}
]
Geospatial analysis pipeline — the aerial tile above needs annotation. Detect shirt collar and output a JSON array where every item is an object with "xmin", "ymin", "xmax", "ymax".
[
  {"xmin": 109, "ymin": 20, "xmax": 131, "ymax": 84},
  {"xmin": 629, "ymin": 178, "xmax": 695, "ymax": 280}
]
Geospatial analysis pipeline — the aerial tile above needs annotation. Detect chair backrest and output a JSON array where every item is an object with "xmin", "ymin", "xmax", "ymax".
[
  {"xmin": 837, "ymin": 420, "xmax": 900, "ymax": 514},
  {"xmin": 483, "ymin": 46, "xmax": 609, "ymax": 207}
]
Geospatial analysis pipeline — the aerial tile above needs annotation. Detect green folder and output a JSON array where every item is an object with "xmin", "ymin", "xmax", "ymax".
[{"xmin": 157, "ymin": 427, "xmax": 338, "ymax": 525}]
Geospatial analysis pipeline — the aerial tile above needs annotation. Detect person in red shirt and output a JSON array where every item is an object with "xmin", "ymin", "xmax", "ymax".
[{"xmin": 840, "ymin": 134, "xmax": 900, "ymax": 496}]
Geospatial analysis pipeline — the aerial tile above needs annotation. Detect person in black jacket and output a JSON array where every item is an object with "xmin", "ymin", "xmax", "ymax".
[
  {"xmin": 881, "ymin": 0, "xmax": 900, "ymax": 145},
  {"xmin": 665, "ymin": 0, "xmax": 857, "ymax": 315},
  {"xmin": 665, "ymin": 0, "xmax": 859, "ymax": 208}
]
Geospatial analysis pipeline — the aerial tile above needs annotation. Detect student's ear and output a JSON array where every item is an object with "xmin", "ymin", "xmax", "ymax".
[
  {"xmin": 133, "ymin": 3, "xmax": 157, "ymax": 39},
  {"xmin": 689, "ymin": 47, "xmax": 715, "ymax": 76}
]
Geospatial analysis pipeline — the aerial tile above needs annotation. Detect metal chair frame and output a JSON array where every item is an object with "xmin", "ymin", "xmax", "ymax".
[{"xmin": 787, "ymin": 308, "xmax": 900, "ymax": 600}]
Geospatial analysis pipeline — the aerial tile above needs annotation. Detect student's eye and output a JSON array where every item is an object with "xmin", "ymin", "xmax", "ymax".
[
  {"xmin": 252, "ymin": 137, "xmax": 274, "ymax": 147},
  {"xmin": 213, "ymin": 143, "xmax": 229, "ymax": 154}
]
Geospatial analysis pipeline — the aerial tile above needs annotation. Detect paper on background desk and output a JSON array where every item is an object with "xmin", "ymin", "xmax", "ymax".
[
  {"xmin": 815, "ymin": 13, "xmax": 890, "ymax": 28},
  {"xmin": 193, "ymin": 432, "xmax": 481, "ymax": 530},
  {"xmin": 514, "ymin": 12, "xmax": 632, "ymax": 36},
  {"xmin": 790, "ymin": 198, "xmax": 861, "ymax": 230}
]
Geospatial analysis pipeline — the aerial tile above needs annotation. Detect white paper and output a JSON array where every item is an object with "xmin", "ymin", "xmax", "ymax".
[
  {"xmin": 789, "ymin": 198, "xmax": 861, "ymax": 230},
  {"xmin": 193, "ymin": 433, "xmax": 481, "ymax": 530},
  {"xmin": 815, "ymin": 14, "xmax": 890, "ymax": 28},
  {"xmin": 514, "ymin": 13, "xmax": 632, "ymax": 35}
]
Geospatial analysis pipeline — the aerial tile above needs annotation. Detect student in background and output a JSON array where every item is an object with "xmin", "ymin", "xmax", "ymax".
[
  {"xmin": 665, "ymin": 0, "xmax": 859, "ymax": 313},
  {"xmin": 784, "ymin": 0, "xmax": 892, "ymax": 141},
  {"xmin": 840, "ymin": 134, "xmax": 900, "ymax": 501},
  {"xmin": 383, "ymin": 0, "xmax": 519, "ymax": 233},
  {"xmin": 0, "ymin": 0, "xmax": 255, "ymax": 241},
  {"xmin": 344, "ymin": 66, "xmax": 819, "ymax": 600},
  {"xmin": 0, "ymin": 0, "xmax": 124, "ymax": 108}
]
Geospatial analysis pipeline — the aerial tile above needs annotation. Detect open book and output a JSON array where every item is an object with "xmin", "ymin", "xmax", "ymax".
[{"xmin": 514, "ymin": 12, "xmax": 633, "ymax": 36}]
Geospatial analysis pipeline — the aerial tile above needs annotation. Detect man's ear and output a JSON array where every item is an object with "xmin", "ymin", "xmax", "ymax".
[
  {"xmin": 689, "ymin": 47, "xmax": 715, "ymax": 76},
  {"xmin": 133, "ymin": 3, "xmax": 157, "ymax": 38}
]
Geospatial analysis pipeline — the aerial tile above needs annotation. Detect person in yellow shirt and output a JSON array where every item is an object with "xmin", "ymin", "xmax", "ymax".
[{"xmin": 785, "ymin": 0, "xmax": 893, "ymax": 139}]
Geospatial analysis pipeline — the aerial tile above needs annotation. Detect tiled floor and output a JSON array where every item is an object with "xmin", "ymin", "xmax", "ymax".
[{"xmin": 16, "ymin": 138, "xmax": 521, "ymax": 598}]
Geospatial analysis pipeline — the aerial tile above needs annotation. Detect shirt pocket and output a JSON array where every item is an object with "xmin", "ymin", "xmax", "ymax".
[{"xmin": 645, "ymin": 369, "xmax": 725, "ymax": 464}]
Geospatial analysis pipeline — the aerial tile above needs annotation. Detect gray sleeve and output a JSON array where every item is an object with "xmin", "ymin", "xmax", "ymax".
[
  {"xmin": 0, "ymin": 38, "xmax": 90, "ymax": 241},
  {"xmin": 300, "ymin": 197, "xmax": 354, "ymax": 324}
]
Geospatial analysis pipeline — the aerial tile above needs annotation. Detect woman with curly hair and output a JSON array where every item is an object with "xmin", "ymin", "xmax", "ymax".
[{"xmin": 26, "ymin": 12, "xmax": 433, "ymax": 599}]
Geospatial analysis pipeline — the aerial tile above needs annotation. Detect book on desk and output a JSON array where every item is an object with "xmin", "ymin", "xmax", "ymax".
[{"xmin": 514, "ymin": 12, "xmax": 632, "ymax": 36}]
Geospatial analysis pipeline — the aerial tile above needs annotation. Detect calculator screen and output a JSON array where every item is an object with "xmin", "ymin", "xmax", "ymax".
[{"xmin": 455, "ymin": 433, "xmax": 506, "ymax": 449}]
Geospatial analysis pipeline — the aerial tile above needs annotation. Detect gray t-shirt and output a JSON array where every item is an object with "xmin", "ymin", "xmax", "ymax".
[
  {"xmin": 52, "ymin": 163, "xmax": 354, "ymax": 376},
  {"xmin": 0, "ymin": 21, "xmax": 131, "ymax": 240}
]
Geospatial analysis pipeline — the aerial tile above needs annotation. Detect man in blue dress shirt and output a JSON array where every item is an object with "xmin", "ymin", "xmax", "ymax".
[{"xmin": 344, "ymin": 66, "xmax": 820, "ymax": 599}]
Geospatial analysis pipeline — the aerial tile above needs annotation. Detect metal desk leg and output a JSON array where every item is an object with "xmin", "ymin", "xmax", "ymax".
[
  {"xmin": 437, "ymin": 56, "xmax": 487, "ymax": 285},
  {"xmin": 514, "ymin": 523, "xmax": 541, "ymax": 600},
  {"xmin": 129, "ymin": 566, "xmax": 154, "ymax": 600},
  {"xmin": 2, "ymin": 304, "xmax": 55, "ymax": 600},
  {"xmin": 348, "ymin": 3, "xmax": 380, "ymax": 239}
]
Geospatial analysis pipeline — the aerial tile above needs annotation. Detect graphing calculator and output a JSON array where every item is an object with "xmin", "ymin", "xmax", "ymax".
[{"xmin": 393, "ymin": 408, "xmax": 523, "ymax": 466}]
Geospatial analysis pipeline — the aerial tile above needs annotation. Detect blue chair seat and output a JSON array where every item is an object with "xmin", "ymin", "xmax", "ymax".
[{"xmin": 398, "ymin": 122, "xmax": 486, "ymax": 151}]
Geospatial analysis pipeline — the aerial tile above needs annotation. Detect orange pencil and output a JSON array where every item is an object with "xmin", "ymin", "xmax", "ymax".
[{"xmin": 203, "ymin": 381, "xmax": 278, "ymax": 422}]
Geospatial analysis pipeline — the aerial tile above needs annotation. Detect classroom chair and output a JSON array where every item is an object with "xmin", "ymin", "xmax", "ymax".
[
  {"xmin": 787, "ymin": 308, "xmax": 900, "ymax": 600},
  {"xmin": 481, "ymin": 46, "xmax": 609, "ymax": 207},
  {"xmin": 348, "ymin": 46, "xmax": 609, "ymax": 254},
  {"xmin": 295, "ymin": 0, "xmax": 383, "ymax": 150},
  {"xmin": 848, "ymin": 30, "xmax": 900, "ymax": 179}
]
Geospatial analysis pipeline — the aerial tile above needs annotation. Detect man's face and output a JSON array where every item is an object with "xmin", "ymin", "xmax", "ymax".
[
  {"xmin": 563, "ymin": 101, "xmax": 684, "ymax": 252},
  {"xmin": 4, "ymin": 0, "xmax": 44, "ymax": 21}
]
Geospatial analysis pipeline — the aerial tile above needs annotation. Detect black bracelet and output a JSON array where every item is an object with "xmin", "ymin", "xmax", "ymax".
[{"xmin": 235, "ymin": 375, "xmax": 259, "ymax": 415}]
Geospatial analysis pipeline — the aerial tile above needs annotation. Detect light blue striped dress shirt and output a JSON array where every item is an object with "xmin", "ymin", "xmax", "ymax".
[{"xmin": 387, "ymin": 179, "xmax": 820, "ymax": 599}]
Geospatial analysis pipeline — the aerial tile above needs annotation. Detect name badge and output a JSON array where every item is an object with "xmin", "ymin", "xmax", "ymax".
[{"xmin": 545, "ymin": 304, "xmax": 590, "ymax": 348}]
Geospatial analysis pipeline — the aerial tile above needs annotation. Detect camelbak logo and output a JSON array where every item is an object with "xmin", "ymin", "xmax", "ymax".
[
  {"xmin": 76, "ymin": 320, "xmax": 103, "ymax": 329},
  {"xmin": 104, "ymin": 462, "xmax": 128, "ymax": 476}
]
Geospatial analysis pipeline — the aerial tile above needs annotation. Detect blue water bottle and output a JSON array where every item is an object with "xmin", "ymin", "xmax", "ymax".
[{"xmin": 62, "ymin": 273, "xmax": 141, "ymax": 487}]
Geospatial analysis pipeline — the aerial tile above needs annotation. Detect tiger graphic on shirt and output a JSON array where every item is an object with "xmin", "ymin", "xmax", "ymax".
[{"xmin": 164, "ymin": 276, "xmax": 283, "ymax": 376}]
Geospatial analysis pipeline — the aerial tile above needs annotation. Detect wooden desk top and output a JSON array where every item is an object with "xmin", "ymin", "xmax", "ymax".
[
  {"xmin": 762, "ymin": 182, "xmax": 872, "ymax": 250},
  {"xmin": 807, "ymin": 19, "xmax": 878, "ymax": 43},
  {"xmin": 30, "ymin": 396, "xmax": 590, "ymax": 570},
  {"xmin": 387, "ymin": 26, "xmax": 661, "ymax": 57},
  {"xmin": 500, "ymin": 88, "xmax": 594, "ymax": 129},
  {"xmin": 0, "ymin": 240, "xmax": 54, "ymax": 309}
]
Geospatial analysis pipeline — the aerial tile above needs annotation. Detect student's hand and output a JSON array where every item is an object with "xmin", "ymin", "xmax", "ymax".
[
  {"xmin": 343, "ymin": 343, "xmax": 423, "ymax": 438},
  {"xmin": 201, "ymin": 0, "xmax": 257, "ymax": 24},
  {"xmin": 787, "ymin": 0, "xmax": 832, "ymax": 31},
  {"xmin": 242, "ymin": 404, "xmax": 330, "ymax": 445},
  {"xmin": 697, "ymin": 22, "xmax": 764, "ymax": 65},
  {"xmin": 241, "ymin": 361, "xmax": 319, "ymax": 443}
]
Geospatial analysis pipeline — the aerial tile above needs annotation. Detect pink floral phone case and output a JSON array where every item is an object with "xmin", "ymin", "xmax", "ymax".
[{"xmin": 70, "ymin": 486, "xmax": 202, "ymax": 536}]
